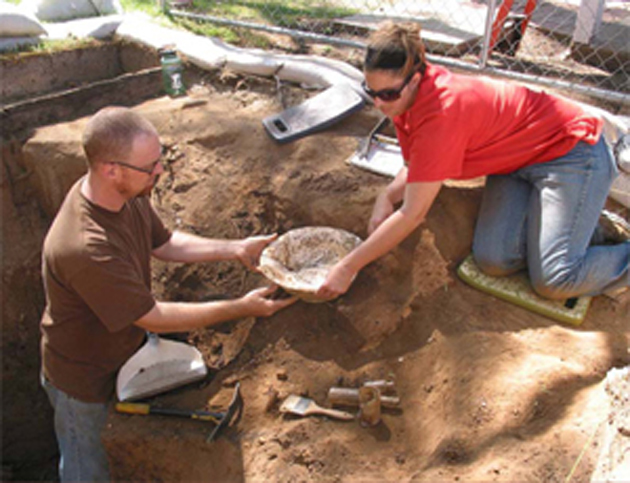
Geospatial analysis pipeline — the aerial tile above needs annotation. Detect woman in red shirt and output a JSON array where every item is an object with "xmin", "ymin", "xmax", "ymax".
[{"xmin": 318, "ymin": 21, "xmax": 628, "ymax": 301}]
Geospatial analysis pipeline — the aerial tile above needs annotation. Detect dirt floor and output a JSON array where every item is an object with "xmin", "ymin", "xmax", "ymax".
[
  {"xmin": 2, "ymin": 39, "xmax": 629, "ymax": 483},
  {"xmin": 3, "ymin": 74, "xmax": 629, "ymax": 481}
]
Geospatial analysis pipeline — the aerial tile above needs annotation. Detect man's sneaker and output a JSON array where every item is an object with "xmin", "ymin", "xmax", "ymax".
[{"xmin": 591, "ymin": 209, "xmax": 630, "ymax": 246}]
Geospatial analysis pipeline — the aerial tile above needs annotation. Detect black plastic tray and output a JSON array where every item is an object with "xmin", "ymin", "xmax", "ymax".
[{"xmin": 263, "ymin": 83, "xmax": 365, "ymax": 143}]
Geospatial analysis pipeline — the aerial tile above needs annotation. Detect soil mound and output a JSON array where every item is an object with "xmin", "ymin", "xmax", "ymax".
[{"xmin": 3, "ymin": 74, "xmax": 628, "ymax": 481}]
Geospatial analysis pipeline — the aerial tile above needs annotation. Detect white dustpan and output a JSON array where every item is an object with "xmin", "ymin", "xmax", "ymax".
[{"xmin": 116, "ymin": 333, "xmax": 208, "ymax": 402}]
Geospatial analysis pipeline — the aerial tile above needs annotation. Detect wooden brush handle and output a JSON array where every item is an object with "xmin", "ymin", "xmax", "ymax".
[{"xmin": 311, "ymin": 406, "xmax": 355, "ymax": 420}]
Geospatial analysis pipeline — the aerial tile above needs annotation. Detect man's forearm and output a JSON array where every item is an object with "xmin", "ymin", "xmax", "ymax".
[
  {"xmin": 135, "ymin": 299, "xmax": 249, "ymax": 333},
  {"xmin": 152, "ymin": 231, "xmax": 238, "ymax": 263}
]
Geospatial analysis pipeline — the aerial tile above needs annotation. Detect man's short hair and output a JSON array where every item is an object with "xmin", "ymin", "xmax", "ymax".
[{"xmin": 82, "ymin": 107, "xmax": 158, "ymax": 166}]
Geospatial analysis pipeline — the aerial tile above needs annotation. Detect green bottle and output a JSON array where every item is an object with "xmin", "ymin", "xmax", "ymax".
[{"xmin": 159, "ymin": 48, "xmax": 186, "ymax": 97}]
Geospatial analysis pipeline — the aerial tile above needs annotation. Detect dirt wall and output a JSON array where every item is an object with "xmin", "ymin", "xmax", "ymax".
[{"xmin": 1, "ymin": 48, "xmax": 628, "ymax": 482}]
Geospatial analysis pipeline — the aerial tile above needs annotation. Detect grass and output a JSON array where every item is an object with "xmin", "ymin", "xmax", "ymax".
[
  {"xmin": 11, "ymin": 38, "xmax": 101, "ymax": 56},
  {"xmin": 0, "ymin": 35, "xmax": 103, "ymax": 58},
  {"xmin": 190, "ymin": 0, "xmax": 355, "ymax": 27},
  {"xmin": 167, "ymin": 0, "xmax": 358, "ymax": 48},
  {"xmin": 3, "ymin": 0, "xmax": 358, "ymax": 54}
]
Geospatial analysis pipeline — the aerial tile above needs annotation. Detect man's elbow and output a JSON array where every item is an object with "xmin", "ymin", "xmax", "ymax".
[
  {"xmin": 134, "ymin": 304, "xmax": 166, "ymax": 333},
  {"xmin": 151, "ymin": 244, "xmax": 171, "ymax": 261}
]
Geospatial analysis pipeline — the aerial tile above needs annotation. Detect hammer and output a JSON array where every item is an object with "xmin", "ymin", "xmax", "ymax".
[
  {"xmin": 115, "ymin": 382, "xmax": 243, "ymax": 442},
  {"xmin": 207, "ymin": 382, "xmax": 243, "ymax": 442}
]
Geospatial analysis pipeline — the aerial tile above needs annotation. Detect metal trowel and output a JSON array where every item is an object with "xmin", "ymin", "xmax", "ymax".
[
  {"xmin": 280, "ymin": 394, "xmax": 354, "ymax": 420},
  {"xmin": 348, "ymin": 116, "xmax": 404, "ymax": 178},
  {"xmin": 116, "ymin": 333, "xmax": 208, "ymax": 402}
]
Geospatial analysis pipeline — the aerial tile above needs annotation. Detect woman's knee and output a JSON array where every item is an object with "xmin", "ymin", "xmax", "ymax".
[
  {"xmin": 530, "ymin": 271, "xmax": 576, "ymax": 300},
  {"xmin": 472, "ymin": 250, "xmax": 523, "ymax": 277}
]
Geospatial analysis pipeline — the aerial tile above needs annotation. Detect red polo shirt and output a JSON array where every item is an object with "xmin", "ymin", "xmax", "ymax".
[{"xmin": 394, "ymin": 64, "xmax": 603, "ymax": 182}]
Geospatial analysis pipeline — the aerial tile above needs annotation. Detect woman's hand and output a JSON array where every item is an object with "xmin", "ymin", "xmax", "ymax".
[
  {"xmin": 316, "ymin": 262, "xmax": 358, "ymax": 301},
  {"xmin": 235, "ymin": 234, "xmax": 277, "ymax": 270},
  {"xmin": 368, "ymin": 191, "xmax": 395, "ymax": 234}
]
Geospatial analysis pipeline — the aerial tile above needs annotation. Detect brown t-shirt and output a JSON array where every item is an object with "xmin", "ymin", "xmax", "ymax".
[{"xmin": 41, "ymin": 177, "xmax": 172, "ymax": 403}]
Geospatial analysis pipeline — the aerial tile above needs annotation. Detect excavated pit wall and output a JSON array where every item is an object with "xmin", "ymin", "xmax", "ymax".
[
  {"xmin": 3, "ymin": 37, "xmax": 628, "ymax": 483},
  {"xmin": 1, "ymin": 40, "xmax": 169, "ymax": 481}
]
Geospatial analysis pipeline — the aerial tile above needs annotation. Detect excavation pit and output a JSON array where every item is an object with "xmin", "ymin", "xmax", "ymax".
[{"xmin": 2, "ymin": 37, "xmax": 629, "ymax": 483}]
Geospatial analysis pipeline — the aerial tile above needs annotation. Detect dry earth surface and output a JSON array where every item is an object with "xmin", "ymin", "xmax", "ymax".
[{"xmin": 2, "ymin": 32, "xmax": 629, "ymax": 483}]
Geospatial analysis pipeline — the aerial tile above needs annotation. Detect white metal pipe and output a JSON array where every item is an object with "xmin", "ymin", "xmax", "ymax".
[{"xmin": 480, "ymin": 0, "xmax": 499, "ymax": 69}]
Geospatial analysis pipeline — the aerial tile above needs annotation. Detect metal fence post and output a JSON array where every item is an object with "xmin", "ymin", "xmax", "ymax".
[
  {"xmin": 573, "ymin": 0, "xmax": 605, "ymax": 44},
  {"xmin": 480, "ymin": 0, "xmax": 499, "ymax": 68}
]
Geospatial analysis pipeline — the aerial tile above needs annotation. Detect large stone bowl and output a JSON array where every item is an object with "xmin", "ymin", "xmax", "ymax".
[{"xmin": 258, "ymin": 226, "xmax": 362, "ymax": 302}]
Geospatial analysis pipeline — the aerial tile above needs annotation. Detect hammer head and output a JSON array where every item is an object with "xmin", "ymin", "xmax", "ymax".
[{"xmin": 207, "ymin": 382, "xmax": 243, "ymax": 442}]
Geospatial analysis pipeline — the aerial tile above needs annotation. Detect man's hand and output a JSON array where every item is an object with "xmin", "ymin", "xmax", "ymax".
[
  {"xmin": 235, "ymin": 234, "xmax": 278, "ymax": 270},
  {"xmin": 135, "ymin": 285, "xmax": 297, "ymax": 333},
  {"xmin": 315, "ymin": 262, "xmax": 358, "ymax": 301},
  {"xmin": 240, "ymin": 285, "xmax": 298, "ymax": 316},
  {"xmin": 368, "ymin": 192, "xmax": 395, "ymax": 235}
]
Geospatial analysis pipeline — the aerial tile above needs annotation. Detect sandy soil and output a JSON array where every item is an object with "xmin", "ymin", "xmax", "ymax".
[{"xmin": 2, "ymin": 64, "xmax": 629, "ymax": 482}]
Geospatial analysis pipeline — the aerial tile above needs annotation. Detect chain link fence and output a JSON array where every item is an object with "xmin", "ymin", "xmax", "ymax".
[{"xmin": 167, "ymin": 0, "xmax": 629, "ymax": 107}]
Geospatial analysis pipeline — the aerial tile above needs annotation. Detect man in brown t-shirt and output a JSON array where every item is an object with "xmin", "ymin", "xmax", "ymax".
[{"xmin": 40, "ymin": 106, "xmax": 296, "ymax": 482}]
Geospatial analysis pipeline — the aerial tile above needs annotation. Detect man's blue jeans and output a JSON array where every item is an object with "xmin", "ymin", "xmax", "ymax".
[
  {"xmin": 41, "ymin": 375, "xmax": 111, "ymax": 482},
  {"xmin": 473, "ymin": 136, "xmax": 629, "ymax": 299}
]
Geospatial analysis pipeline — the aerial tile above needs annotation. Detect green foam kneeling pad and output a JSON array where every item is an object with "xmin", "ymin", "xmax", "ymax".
[{"xmin": 457, "ymin": 255, "xmax": 590, "ymax": 326}]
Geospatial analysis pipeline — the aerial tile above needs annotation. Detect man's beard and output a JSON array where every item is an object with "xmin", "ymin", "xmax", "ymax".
[
  {"xmin": 142, "ymin": 175, "xmax": 160, "ymax": 197},
  {"xmin": 117, "ymin": 175, "xmax": 160, "ymax": 199},
  {"xmin": 139, "ymin": 184, "xmax": 154, "ymax": 197}
]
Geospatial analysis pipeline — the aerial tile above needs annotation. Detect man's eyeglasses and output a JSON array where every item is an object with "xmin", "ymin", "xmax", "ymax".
[
  {"xmin": 111, "ymin": 146, "xmax": 166, "ymax": 174},
  {"xmin": 362, "ymin": 68, "xmax": 419, "ymax": 102}
]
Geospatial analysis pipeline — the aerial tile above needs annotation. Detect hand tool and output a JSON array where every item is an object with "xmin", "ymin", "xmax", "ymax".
[
  {"xmin": 363, "ymin": 379, "xmax": 397, "ymax": 392},
  {"xmin": 358, "ymin": 386, "xmax": 381, "ymax": 427},
  {"xmin": 207, "ymin": 382, "xmax": 243, "ymax": 442},
  {"xmin": 358, "ymin": 115, "xmax": 390, "ymax": 160},
  {"xmin": 280, "ymin": 394, "xmax": 354, "ymax": 420},
  {"xmin": 115, "ymin": 383, "xmax": 243, "ymax": 442},
  {"xmin": 327, "ymin": 387, "xmax": 400, "ymax": 408},
  {"xmin": 115, "ymin": 402, "xmax": 224, "ymax": 423},
  {"xmin": 349, "ymin": 117, "xmax": 403, "ymax": 178}
]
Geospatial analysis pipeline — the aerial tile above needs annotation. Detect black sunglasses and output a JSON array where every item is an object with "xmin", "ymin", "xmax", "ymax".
[
  {"xmin": 111, "ymin": 146, "xmax": 166, "ymax": 174},
  {"xmin": 362, "ymin": 68, "xmax": 419, "ymax": 102}
]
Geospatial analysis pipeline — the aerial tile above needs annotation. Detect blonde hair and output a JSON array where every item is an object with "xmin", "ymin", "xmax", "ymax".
[
  {"xmin": 82, "ymin": 106, "xmax": 158, "ymax": 166},
  {"xmin": 364, "ymin": 22, "xmax": 426, "ymax": 76}
]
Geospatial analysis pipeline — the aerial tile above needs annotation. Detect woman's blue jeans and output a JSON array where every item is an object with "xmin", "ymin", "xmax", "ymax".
[
  {"xmin": 41, "ymin": 375, "xmax": 111, "ymax": 482},
  {"xmin": 473, "ymin": 136, "xmax": 629, "ymax": 299}
]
